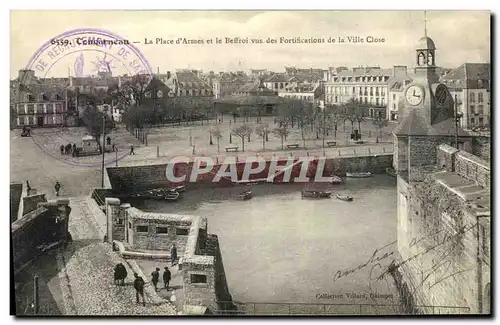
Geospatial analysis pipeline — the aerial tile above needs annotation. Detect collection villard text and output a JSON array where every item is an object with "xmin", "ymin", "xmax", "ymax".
[{"xmin": 144, "ymin": 35, "xmax": 386, "ymax": 45}]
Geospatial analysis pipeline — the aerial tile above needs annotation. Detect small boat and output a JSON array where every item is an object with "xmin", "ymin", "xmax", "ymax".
[
  {"xmin": 301, "ymin": 190, "xmax": 332, "ymax": 199},
  {"xmin": 346, "ymin": 172, "xmax": 372, "ymax": 178},
  {"xmin": 169, "ymin": 185, "xmax": 186, "ymax": 193},
  {"xmin": 386, "ymin": 168, "xmax": 397, "ymax": 178},
  {"xmin": 237, "ymin": 190, "xmax": 252, "ymax": 200},
  {"xmin": 336, "ymin": 193, "xmax": 354, "ymax": 202},
  {"xmin": 330, "ymin": 175, "xmax": 343, "ymax": 184},
  {"xmin": 165, "ymin": 191, "xmax": 180, "ymax": 201}
]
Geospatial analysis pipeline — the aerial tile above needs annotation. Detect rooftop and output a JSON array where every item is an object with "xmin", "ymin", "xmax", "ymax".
[
  {"xmin": 443, "ymin": 63, "xmax": 490, "ymax": 81},
  {"xmin": 128, "ymin": 207, "xmax": 199, "ymax": 223}
]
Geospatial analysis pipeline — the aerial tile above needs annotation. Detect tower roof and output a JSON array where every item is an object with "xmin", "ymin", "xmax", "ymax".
[{"xmin": 417, "ymin": 36, "xmax": 436, "ymax": 50}]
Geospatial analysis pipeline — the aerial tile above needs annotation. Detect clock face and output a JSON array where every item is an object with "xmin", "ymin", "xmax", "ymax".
[
  {"xmin": 405, "ymin": 85, "xmax": 424, "ymax": 106},
  {"xmin": 435, "ymin": 84, "xmax": 448, "ymax": 106}
]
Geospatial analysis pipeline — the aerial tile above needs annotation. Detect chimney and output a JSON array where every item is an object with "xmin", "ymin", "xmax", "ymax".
[
  {"xmin": 167, "ymin": 71, "xmax": 171, "ymax": 80},
  {"xmin": 393, "ymin": 65, "xmax": 408, "ymax": 78}
]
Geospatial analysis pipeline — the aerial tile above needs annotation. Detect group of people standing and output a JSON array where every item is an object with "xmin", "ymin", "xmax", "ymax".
[
  {"xmin": 60, "ymin": 143, "xmax": 77, "ymax": 155},
  {"xmin": 113, "ymin": 244, "xmax": 179, "ymax": 307}
]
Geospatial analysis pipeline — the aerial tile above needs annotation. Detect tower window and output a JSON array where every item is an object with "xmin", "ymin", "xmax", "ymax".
[
  {"xmin": 418, "ymin": 52, "xmax": 426, "ymax": 66},
  {"xmin": 427, "ymin": 51, "xmax": 434, "ymax": 65}
]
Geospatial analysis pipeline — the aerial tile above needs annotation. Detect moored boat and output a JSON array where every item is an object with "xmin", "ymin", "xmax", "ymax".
[
  {"xmin": 169, "ymin": 185, "xmax": 186, "ymax": 193},
  {"xmin": 165, "ymin": 191, "xmax": 180, "ymax": 201},
  {"xmin": 330, "ymin": 175, "xmax": 343, "ymax": 184},
  {"xmin": 301, "ymin": 190, "xmax": 332, "ymax": 199},
  {"xmin": 346, "ymin": 172, "xmax": 372, "ymax": 178},
  {"xmin": 336, "ymin": 193, "xmax": 354, "ymax": 202},
  {"xmin": 237, "ymin": 190, "xmax": 252, "ymax": 200},
  {"xmin": 386, "ymin": 168, "xmax": 397, "ymax": 178}
]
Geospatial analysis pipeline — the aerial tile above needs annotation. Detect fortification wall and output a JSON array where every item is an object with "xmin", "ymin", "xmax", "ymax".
[{"xmin": 106, "ymin": 154, "xmax": 393, "ymax": 193}]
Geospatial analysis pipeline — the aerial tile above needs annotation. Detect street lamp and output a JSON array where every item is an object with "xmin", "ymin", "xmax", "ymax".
[
  {"xmin": 454, "ymin": 94, "xmax": 463, "ymax": 149},
  {"xmin": 101, "ymin": 114, "xmax": 106, "ymax": 188}
]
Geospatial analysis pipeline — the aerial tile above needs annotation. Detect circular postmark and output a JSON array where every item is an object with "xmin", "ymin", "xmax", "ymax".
[{"xmin": 19, "ymin": 28, "xmax": 153, "ymax": 168}]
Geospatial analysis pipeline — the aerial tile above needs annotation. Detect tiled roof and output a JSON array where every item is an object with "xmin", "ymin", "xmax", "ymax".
[
  {"xmin": 263, "ymin": 73, "xmax": 291, "ymax": 83},
  {"xmin": 71, "ymin": 76, "xmax": 116, "ymax": 87},
  {"xmin": 337, "ymin": 68, "xmax": 392, "ymax": 77},
  {"xmin": 175, "ymin": 70, "xmax": 211, "ymax": 90},
  {"xmin": 18, "ymin": 83, "xmax": 67, "ymax": 99},
  {"xmin": 443, "ymin": 63, "xmax": 490, "ymax": 81},
  {"xmin": 144, "ymin": 77, "xmax": 171, "ymax": 92}
]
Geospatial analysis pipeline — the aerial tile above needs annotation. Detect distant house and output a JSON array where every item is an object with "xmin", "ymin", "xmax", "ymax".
[{"xmin": 442, "ymin": 63, "xmax": 491, "ymax": 130}]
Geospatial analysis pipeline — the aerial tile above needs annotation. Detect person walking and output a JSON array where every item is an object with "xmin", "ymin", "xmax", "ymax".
[
  {"xmin": 170, "ymin": 244, "xmax": 178, "ymax": 267},
  {"xmin": 163, "ymin": 267, "xmax": 171, "ymax": 290},
  {"xmin": 133, "ymin": 273, "xmax": 146, "ymax": 306},
  {"xmin": 129, "ymin": 145, "xmax": 135, "ymax": 155},
  {"xmin": 151, "ymin": 267, "xmax": 160, "ymax": 291},
  {"xmin": 60, "ymin": 145, "xmax": 64, "ymax": 155},
  {"xmin": 54, "ymin": 181, "xmax": 61, "ymax": 196},
  {"xmin": 26, "ymin": 180, "xmax": 31, "ymax": 195}
]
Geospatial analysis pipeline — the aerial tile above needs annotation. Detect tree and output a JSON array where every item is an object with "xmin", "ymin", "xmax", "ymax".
[
  {"xmin": 209, "ymin": 127, "xmax": 223, "ymax": 153},
  {"xmin": 273, "ymin": 127, "xmax": 290, "ymax": 150},
  {"xmin": 81, "ymin": 105, "xmax": 105, "ymax": 149},
  {"xmin": 373, "ymin": 114, "xmax": 389, "ymax": 143},
  {"xmin": 326, "ymin": 110, "xmax": 343, "ymax": 138},
  {"xmin": 231, "ymin": 124, "xmax": 253, "ymax": 152},
  {"xmin": 255, "ymin": 123, "xmax": 271, "ymax": 150}
]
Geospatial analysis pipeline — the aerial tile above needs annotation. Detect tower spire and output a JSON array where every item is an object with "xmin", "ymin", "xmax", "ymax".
[{"xmin": 424, "ymin": 10, "xmax": 427, "ymax": 37}]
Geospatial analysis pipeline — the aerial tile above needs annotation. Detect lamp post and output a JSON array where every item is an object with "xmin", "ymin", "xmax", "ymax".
[
  {"xmin": 454, "ymin": 94, "xmax": 463, "ymax": 149},
  {"xmin": 101, "ymin": 114, "xmax": 106, "ymax": 188}
]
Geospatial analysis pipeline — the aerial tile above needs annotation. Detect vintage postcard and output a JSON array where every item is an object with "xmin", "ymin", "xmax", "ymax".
[{"xmin": 10, "ymin": 10, "xmax": 491, "ymax": 316}]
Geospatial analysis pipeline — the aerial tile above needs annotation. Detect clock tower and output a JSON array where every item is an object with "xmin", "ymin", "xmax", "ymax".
[{"xmin": 392, "ymin": 26, "xmax": 470, "ymax": 183}]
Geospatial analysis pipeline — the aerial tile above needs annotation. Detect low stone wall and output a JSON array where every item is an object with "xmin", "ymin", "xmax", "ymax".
[{"xmin": 106, "ymin": 154, "xmax": 394, "ymax": 193}]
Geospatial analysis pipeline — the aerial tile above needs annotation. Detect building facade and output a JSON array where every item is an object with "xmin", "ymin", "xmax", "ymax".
[
  {"xmin": 442, "ymin": 63, "xmax": 490, "ymax": 130},
  {"xmin": 324, "ymin": 66, "xmax": 391, "ymax": 117},
  {"xmin": 212, "ymin": 72, "xmax": 248, "ymax": 99},
  {"xmin": 164, "ymin": 70, "xmax": 214, "ymax": 114}
]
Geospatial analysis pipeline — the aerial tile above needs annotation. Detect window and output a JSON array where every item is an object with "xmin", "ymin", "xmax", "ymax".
[
  {"xmin": 470, "ymin": 93, "xmax": 476, "ymax": 103},
  {"xmin": 478, "ymin": 92, "xmax": 484, "ymax": 103},
  {"xmin": 393, "ymin": 104, "xmax": 396, "ymax": 110},
  {"xmin": 176, "ymin": 228, "xmax": 189, "ymax": 235},
  {"xmin": 55, "ymin": 103, "xmax": 63, "ymax": 113},
  {"xmin": 136, "ymin": 225, "xmax": 148, "ymax": 233},
  {"xmin": 478, "ymin": 105, "xmax": 484, "ymax": 115},
  {"xmin": 479, "ymin": 117, "xmax": 484, "ymax": 126},
  {"xmin": 157, "ymin": 90, "xmax": 163, "ymax": 98},
  {"xmin": 478, "ymin": 80, "xmax": 483, "ymax": 88},
  {"xmin": 129, "ymin": 222, "xmax": 132, "ymax": 229},
  {"xmin": 274, "ymin": 83, "xmax": 278, "ymax": 89},
  {"xmin": 27, "ymin": 104, "xmax": 34, "ymax": 114},
  {"xmin": 470, "ymin": 118, "xmax": 475, "ymax": 126},
  {"xmin": 156, "ymin": 226, "xmax": 168, "ymax": 234},
  {"xmin": 28, "ymin": 117, "xmax": 34, "ymax": 125},
  {"xmin": 115, "ymin": 218, "xmax": 124, "ymax": 225},
  {"xmin": 18, "ymin": 117, "xmax": 25, "ymax": 125},
  {"xmin": 37, "ymin": 104, "xmax": 44, "ymax": 114},
  {"xmin": 46, "ymin": 104, "xmax": 53, "ymax": 114},
  {"xmin": 470, "ymin": 105, "xmax": 475, "ymax": 113},
  {"xmin": 392, "ymin": 94, "xmax": 396, "ymax": 101},
  {"xmin": 190, "ymin": 274, "xmax": 207, "ymax": 284},
  {"xmin": 17, "ymin": 104, "xmax": 24, "ymax": 114}
]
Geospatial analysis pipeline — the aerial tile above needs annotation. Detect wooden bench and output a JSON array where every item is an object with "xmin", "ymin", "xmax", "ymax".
[
  {"xmin": 326, "ymin": 141, "xmax": 337, "ymax": 147},
  {"xmin": 225, "ymin": 146, "xmax": 239, "ymax": 152},
  {"xmin": 286, "ymin": 144, "xmax": 299, "ymax": 149}
]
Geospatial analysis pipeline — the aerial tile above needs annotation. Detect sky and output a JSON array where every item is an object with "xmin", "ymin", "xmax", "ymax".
[{"xmin": 10, "ymin": 10, "xmax": 490, "ymax": 79}]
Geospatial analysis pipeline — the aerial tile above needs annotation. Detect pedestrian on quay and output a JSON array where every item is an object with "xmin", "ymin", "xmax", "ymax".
[
  {"xmin": 72, "ymin": 143, "xmax": 77, "ymax": 153},
  {"xmin": 60, "ymin": 145, "xmax": 64, "ymax": 155},
  {"xmin": 151, "ymin": 267, "xmax": 160, "ymax": 291},
  {"xmin": 129, "ymin": 145, "xmax": 135, "ymax": 155},
  {"xmin": 163, "ymin": 266, "xmax": 171, "ymax": 290},
  {"xmin": 170, "ymin": 244, "xmax": 178, "ymax": 267},
  {"xmin": 54, "ymin": 181, "xmax": 61, "ymax": 196},
  {"xmin": 133, "ymin": 273, "xmax": 146, "ymax": 306},
  {"xmin": 26, "ymin": 180, "xmax": 31, "ymax": 194}
]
